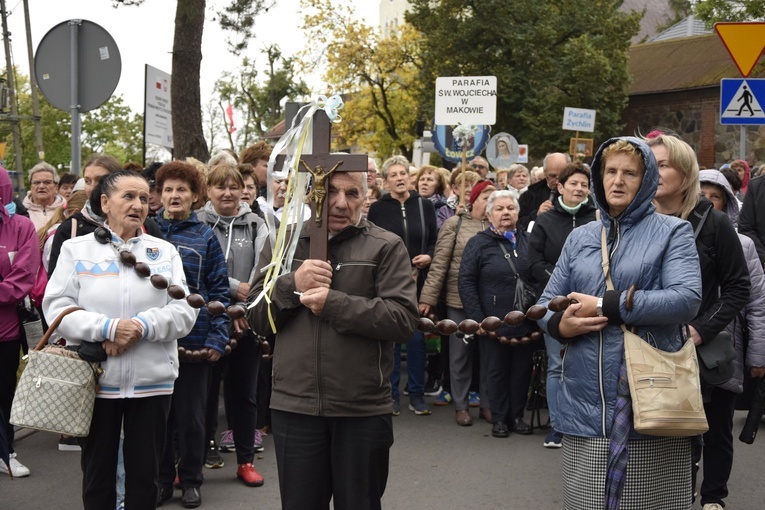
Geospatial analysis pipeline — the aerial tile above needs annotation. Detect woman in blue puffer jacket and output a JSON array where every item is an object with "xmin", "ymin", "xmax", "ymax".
[{"xmin": 536, "ymin": 137, "xmax": 702, "ymax": 510}]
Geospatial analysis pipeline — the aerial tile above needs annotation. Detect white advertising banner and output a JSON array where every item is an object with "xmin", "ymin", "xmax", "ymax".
[{"xmin": 144, "ymin": 64, "xmax": 173, "ymax": 149}]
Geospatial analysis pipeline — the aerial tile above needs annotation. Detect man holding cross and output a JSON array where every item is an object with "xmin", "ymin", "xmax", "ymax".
[{"xmin": 247, "ymin": 160, "xmax": 418, "ymax": 509}]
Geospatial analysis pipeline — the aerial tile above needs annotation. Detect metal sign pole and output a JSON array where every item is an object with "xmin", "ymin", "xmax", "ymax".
[
  {"xmin": 741, "ymin": 126, "xmax": 746, "ymax": 161},
  {"xmin": 69, "ymin": 20, "xmax": 81, "ymax": 175}
]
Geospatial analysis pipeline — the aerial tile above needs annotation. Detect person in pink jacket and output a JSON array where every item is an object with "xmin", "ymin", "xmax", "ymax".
[{"xmin": 0, "ymin": 166, "xmax": 40, "ymax": 478}]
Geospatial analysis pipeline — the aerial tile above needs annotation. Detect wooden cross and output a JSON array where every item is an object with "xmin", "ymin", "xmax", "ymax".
[{"xmin": 274, "ymin": 108, "xmax": 368, "ymax": 260}]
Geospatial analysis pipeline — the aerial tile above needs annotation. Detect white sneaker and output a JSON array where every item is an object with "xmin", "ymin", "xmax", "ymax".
[
  {"xmin": 702, "ymin": 504, "xmax": 723, "ymax": 510},
  {"xmin": 0, "ymin": 452, "xmax": 31, "ymax": 478}
]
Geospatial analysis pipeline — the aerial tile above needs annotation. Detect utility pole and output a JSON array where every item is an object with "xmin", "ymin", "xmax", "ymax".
[
  {"xmin": 23, "ymin": 0, "xmax": 43, "ymax": 162},
  {"xmin": 0, "ymin": 0, "xmax": 24, "ymax": 188}
]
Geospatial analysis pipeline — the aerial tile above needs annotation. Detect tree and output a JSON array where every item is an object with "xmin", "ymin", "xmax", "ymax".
[
  {"xmin": 215, "ymin": 46, "xmax": 308, "ymax": 149},
  {"xmin": 114, "ymin": 0, "xmax": 273, "ymax": 161},
  {"xmin": 299, "ymin": 0, "xmax": 423, "ymax": 159},
  {"xmin": 694, "ymin": 0, "xmax": 765, "ymax": 26},
  {"xmin": 406, "ymin": 0, "xmax": 642, "ymax": 157},
  {"xmin": 3, "ymin": 69, "xmax": 142, "ymax": 173}
]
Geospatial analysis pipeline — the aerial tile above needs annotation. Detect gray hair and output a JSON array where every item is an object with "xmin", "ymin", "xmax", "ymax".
[
  {"xmin": 486, "ymin": 189, "xmax": 519, "ymax": 215},
  {"xmin": 381, "ymin": 155, "xmax": 410, "ymax": 179},
  {"xmin": 507, "ymin": 163, "xmax": 528, "ymax": 178},
  {"xmin": 28, "ymin": 162, "xmax": 58, "ymax": 184},
  {"xmin": 208, "ymin": 151, "xmax": 238, "ymax": 169},
  {"xmin": 543, "ymin": 152, "xmax": 571, "ymax": 170}
]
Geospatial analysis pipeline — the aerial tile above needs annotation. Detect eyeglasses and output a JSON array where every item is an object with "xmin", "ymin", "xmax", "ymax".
[{"xmin": 31, "ymin": 180, "xmax": 55, "ymax": 187}]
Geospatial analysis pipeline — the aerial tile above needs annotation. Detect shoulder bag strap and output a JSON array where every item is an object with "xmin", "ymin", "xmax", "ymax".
[
  {"xmin": 35, "ymin": 307, "xmax": 82, "ymax": 351},
  {"xmin": 497, "ymin": 240, "xmax": 520, "ymax": 278},
  {"xmin": 418, "ymin": 197, "xmax": 427, "ymax": 255},
  {"xmin": 693, "ymin": 206, "xmax": 711, "ymax": 240},
  {"xmin": 70, "ymin": 218, "xmax": 78, "ymax": 239},
  {"xmin": 601, "ymin": 226, "xmax": 614, "ymax": 291}
]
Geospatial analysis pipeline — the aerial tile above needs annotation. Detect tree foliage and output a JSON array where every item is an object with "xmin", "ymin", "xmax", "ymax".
[
  {"xmin": 299, "ymin": 0, "xmax": 423, "ymax": 159},
  {"xmin": 214, "ymin": 46, "xmax": 308, "ymax": 149},
  {"xmin": 406, "ymin": 0, "xmax": 642, "ymax": 157},
  {"xmin": 2, "ymin": 69, "xmax": 142, "ymax": 172},
  {"xmin": 114, "ymin": 0, "xmax": 272, "ymax": 161},
  {"xmin": 694, "ymin": 0, "xmax": 765, "ymax": 26}
]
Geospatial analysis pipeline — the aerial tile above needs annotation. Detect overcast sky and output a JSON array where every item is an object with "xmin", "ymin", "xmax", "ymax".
[{"xmin": 5, "ymin": 0, "xmax": 380, "ymax": 113}]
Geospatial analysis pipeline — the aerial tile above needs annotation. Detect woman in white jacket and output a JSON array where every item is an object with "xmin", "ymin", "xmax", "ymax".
[{"xmin": 43, "ymin": 171, "xmax": 197, "ymax": 510}]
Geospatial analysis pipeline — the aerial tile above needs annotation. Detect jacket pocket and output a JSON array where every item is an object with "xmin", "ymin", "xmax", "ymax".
[{"xmin": 332, "ymin": 260, "xmax": 378, "ymax": 298}]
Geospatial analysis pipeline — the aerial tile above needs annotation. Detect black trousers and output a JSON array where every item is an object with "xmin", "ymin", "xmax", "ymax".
[
  {"xmin": 159, "ymin": 362, "xmax": 211, "ymax": 489},
  {"xmin": 225, "ymin": 334, "xmax": 261, "ymax": 463},
  {"xmin": 482, "ymin": 336, "xmax": 534, "ymax": 423},
  {"xmin": 696, "ymin": 386, "xmax": 737, "ymax": 506},
  {"xmin": 81, "ymin": 396, "xmax": 171, "ymax": 510},
  {"xmin": 0, "ymin": 339, "xmax": 21, "ymax": 454},
  {"xmin": 272, "ymin": 410, "xmax": 393, "ymax": 510}
]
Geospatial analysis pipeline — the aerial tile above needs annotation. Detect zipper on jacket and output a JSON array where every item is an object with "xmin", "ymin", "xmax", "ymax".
[
  {"xmin": 401, "ymin": 203, "xmax": 410, "ymax": 255},
  {"xmin": 315, "ymin": 317, "xmax": 324, "ymax": 415},
  {"xmin": 335, "ymin": 261, "xmax": 377, "ymax": 271},
  {"xmin": 598, "ymin": 329, "xmax": 606, "ymax": 437}
]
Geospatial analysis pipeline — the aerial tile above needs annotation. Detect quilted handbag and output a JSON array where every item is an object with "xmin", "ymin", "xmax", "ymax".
[
  {"xmin": 10, "ymin": 307, "xmax": 100, "ymax": 437},
  {"xmin": 600, "ymin": 228, "xmax": 708, "ymax": 437},
  {"xmin": 623, "ymin": 327, "xmax": 709, "ymax": 436}
]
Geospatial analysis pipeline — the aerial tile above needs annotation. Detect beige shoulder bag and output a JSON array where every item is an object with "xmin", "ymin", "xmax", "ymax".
[{"xmin": 601, "ymin": 228, "xmax": 708, "ymax": 436}]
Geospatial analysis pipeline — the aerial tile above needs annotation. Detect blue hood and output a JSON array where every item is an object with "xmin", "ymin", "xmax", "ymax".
[{"xmin": 590, "ymin": 136, "xmax": 658, "ymax": 229}]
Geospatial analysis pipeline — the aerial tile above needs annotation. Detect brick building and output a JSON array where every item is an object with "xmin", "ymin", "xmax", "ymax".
[{"xmin": 622, "ymin": 32, "xmax": 765, "ymax": 168}]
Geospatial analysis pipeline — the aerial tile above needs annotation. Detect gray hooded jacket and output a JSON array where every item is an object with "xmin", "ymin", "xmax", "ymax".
[{"xmin": 197, "ymin": 201, "xmax": 269, "ymax": 304}]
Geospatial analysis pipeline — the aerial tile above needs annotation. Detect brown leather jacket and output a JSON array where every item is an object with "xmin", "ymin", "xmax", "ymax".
[
  {"xmin": 419, "ymin": 209, "xmax": 487, "ymax": 310},
  {"xmin": 247, "ymin": 220, "xmax": 418, "ymax": 417}
]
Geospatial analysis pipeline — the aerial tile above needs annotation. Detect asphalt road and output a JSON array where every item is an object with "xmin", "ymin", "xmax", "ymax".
[{"xmin": 3, "ymin": 397, "xmax": 764, "ymax": 509}]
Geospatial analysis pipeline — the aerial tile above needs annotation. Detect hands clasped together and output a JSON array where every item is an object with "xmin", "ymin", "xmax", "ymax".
[
  {"xmin": 295, "ymin": 260, "xmax": 333, "ymax": 316},
  {"xmin": 557, "ymin": 292, "xmax": 608, "ymax": 339},
  {"xmin": 104, "ymin": 319, "xmax": 144, "ymax": 357}
]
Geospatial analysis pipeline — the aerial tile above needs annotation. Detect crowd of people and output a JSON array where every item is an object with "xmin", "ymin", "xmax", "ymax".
[{"xmin": 1, "ymin": 130, "xmax": 764, "ymax": 510}]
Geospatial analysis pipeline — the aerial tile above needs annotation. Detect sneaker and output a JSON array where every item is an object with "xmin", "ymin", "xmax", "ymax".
[
  {"xmin": 254, "ymin": 429, "xmax": 265, "ymax": 453},
  {"xmin": 543, "ymin": 430, "xmax": 563, "ymax": 449},
  {"xmin": 205, "ymin": 440, "xmax": 224, "ymax": 469},
  {"xmin": 424, "ymin": 378, "xmax": 442, "ymax": 397},
  {"xmin": 409, "ymin": 395, "xmax": 432, "ymax": 415},
  {"xmin": 219, "ymin": 429, "xmax": 235, "ymax": 453},
  {"xmin": 236, "ymin": 463, "xmax": 264, "ymax": 487},
  {"xmin": 392, "ymin": 399, "xmax": 401, "ymax": 416},
  {"xmin": 58, "ymin": 435, "xmax": 81, "ymax": 451},
  {"xmin": 468, "ymin": 391, "xmax": 480, "ymax": 407},
  {"xmin": 433, "ymin": 390, "xmax": 452, "ymax": 406},
  {"xmin": 702, "ymin": 505, "xmax": 724, "ymax": 510},
  {"xmin": 403, "ymin": 387, "xmax": 409, "ymax": 396},
  {"xmin": 0, "ymin": 453, "xmax": 30, "ymax": 477}
]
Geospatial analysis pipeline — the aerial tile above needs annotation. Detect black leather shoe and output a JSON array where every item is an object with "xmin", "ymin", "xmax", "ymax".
[
  {"xmin": 156, "ymin": 486, "xmax": 173, "ymax": 507},
  {"xmin": 491, "ymin": 421, "xmax": 509, "ymax": 438},
  {"xmin": 181, "ymin": 487, "xmax": 201, "ymax": 508},
  {"xmin": 511, "ymin": 417, "xmax": 533, "ymax": 435}
]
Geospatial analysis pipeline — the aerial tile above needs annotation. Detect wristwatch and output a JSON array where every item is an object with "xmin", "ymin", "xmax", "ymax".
[{"xmin": 596, "ymin": 297, "xmax": 604, "ymax": 317}]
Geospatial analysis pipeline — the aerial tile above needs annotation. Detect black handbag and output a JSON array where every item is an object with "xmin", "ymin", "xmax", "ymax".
[
  {"xmin": 696, "ymin": 330, "xmax": 736, "ymax": 386},
  {"xmin": 497, "ymin": 241, "xmax": 538, "ymax": 312}
]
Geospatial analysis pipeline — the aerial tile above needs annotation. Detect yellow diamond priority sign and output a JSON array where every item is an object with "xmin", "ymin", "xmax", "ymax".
[{"xmin": 715, "ymin": 22, "xmax": 765, "ymax": 77}]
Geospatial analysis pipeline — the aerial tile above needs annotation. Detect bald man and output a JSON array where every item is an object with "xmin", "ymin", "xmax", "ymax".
[{"xmin": 518, "ymin": 152, "xmax": 570, "ymax": 231}]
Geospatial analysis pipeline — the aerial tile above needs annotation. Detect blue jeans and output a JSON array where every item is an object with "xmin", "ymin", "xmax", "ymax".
[
  {"xmin": 544, "ymin": 333, "xmax": 562, "ymax": 428},
  {"xmin": 391, "ymin": 331, "xmax": 426, "ymax": 399}
]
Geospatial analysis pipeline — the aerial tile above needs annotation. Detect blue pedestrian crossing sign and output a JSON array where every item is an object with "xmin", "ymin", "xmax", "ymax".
[{"xmin": 721, "ymin": 78, "xmax": 765, "ymax": 125}]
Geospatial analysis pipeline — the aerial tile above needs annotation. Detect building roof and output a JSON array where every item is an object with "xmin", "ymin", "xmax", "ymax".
[
  {"xmin": 628, "ymin": 33, "xmax": 764, "ymax": 95},
  {"xmin": 649, "ymin": 16, "xmax": 711, "ymax": 42}
]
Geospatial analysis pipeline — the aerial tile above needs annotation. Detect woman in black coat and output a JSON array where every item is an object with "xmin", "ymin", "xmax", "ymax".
[
  {"xmin": 367, "ymin": 155, "xmax": 437, "ymax": 415},
  {"xmin": 648, "ymin": 132, "xmax": 750, "ymax": 510},
  {"xmin": 526, "ymin": 161, "xmax": 597, "ymax": 447},
  {"xmin": 459, "ymin": 190, "xmax": 535, "ymax": 438}
]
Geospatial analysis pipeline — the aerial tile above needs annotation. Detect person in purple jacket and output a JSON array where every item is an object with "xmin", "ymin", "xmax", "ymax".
[{"xmin": 0, "ymin": 166, "xmax": 40, "ymax": 478}]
